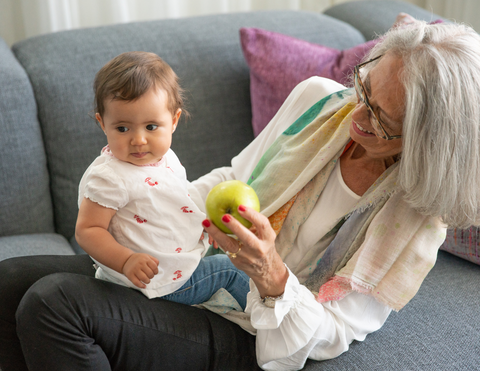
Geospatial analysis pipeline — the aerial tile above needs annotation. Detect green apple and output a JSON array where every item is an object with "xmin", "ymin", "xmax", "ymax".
[{"xmin": 205, "ymin": 180, "xmax": 260, "ymax": 234}]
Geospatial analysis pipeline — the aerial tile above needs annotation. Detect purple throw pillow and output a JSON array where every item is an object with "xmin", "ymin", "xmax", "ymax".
[{"xmin": 240, "ymin": 27, "xmax": 378, "ymax": 136}]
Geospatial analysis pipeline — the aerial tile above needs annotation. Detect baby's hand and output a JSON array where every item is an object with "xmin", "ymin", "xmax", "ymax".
[{"xmin": 122, "ymin": 253, "xmax": 159, "ymax": 289}]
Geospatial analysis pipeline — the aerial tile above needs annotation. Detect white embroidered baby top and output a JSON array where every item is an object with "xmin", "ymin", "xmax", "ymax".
[{"xmin": 78, "ymin": 146, "xmax": 206, "ymax": 298}]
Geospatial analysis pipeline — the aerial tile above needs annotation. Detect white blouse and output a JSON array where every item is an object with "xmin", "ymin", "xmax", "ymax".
[
  {"xmin": 191, "ymin": 77, "xmax": 392, "ymax": 370},
  {"xmin": 283, "ymin": 160, "xmax": 360, "ymax": 272}
]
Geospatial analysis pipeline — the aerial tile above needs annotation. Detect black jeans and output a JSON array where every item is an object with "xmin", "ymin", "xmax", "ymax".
[{"xmin": 0, "ymin": 255, "xmax": 260, "ymax": 371}]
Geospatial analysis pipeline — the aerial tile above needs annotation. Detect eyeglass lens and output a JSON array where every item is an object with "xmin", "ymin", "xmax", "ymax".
[{"xmin": 354, "ymin": 71, "xmax": 386, "ymax": 138}]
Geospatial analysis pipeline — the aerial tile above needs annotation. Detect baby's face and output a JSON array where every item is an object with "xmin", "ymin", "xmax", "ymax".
[{"xmin": 96, "ymin": 87, "xmax": 181, "ymax": 166}]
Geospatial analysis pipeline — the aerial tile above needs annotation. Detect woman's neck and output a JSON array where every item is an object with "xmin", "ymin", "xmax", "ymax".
[
  {"xmin": 339, "ymin": 142, "xmax": 399, "ymax": 196},
  {"xmin": 347, "ymin": 142, "xmax": 398, "ymax": 170}
]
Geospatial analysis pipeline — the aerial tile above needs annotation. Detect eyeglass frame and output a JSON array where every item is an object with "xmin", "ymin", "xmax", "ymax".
[{"xmin": 353, "ymin": 55, "xmax": 402, "ymax": 140}]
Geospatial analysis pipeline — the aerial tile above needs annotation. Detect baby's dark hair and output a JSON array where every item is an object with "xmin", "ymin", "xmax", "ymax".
[{"xmin": 94, "ymin": 51, "xmax": 187, "ymax": 118}]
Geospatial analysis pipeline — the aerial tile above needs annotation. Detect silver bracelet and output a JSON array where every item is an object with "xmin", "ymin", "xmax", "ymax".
[{"xmin": 261, "ymin": 294, "xmax": 284, "ymax": 308}]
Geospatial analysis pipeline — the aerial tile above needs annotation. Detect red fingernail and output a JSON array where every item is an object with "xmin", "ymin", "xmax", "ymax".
[
  {"xmin": 238, "ymin": 205, "xmax": 246, "ymax": 212},
  {"xmin": 202, "ymin": 219, "xmax": 211, "ymax": 228},
  {"xmin": 222, "ymin": 214, "xmax": 232, "ymax": 223}
]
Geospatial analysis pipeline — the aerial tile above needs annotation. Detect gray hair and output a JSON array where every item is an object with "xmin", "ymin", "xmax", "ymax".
[{"xmin": 364, "ymin": 22, "xmax": 480, "ymax": 228}]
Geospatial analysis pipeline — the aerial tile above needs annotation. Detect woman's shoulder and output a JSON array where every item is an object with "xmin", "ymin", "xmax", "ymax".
[
  {"xmin": 230, "ymin": 78, "xmax": 349, "ymax": 182},
  {"xmin": 297, "ymin": 76, "xmax": 347, "ymax": 93},
  {"xmin": 266, "ymin": 77, "xmax": 348, "ymax": 136},
  {"xmin": 290, "ymin": 77, "xmax": 347, "ymax": 109}
]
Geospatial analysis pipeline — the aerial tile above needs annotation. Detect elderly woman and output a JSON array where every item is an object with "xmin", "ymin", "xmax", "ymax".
[{"xmin": 1, "ymin": 20, "xmax": 480, "ymax": 371}]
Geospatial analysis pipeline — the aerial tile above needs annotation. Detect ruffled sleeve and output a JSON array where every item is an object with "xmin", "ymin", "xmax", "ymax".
[
  {"xmin": 82, "ymin": 164, "xmax": 129, "ymax": 210},
  {"xmin": 246, "ymin": 266, "xmax": 391, "ymax": 370}
]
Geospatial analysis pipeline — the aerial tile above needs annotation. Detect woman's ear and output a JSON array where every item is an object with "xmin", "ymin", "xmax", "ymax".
[
  {"xmin": 172, "ymin": 109, "xmax": 182, "ymax": 133},
  {"xmin": 95, "ymin": 113, "xmax": 106, "ymax": 134}
]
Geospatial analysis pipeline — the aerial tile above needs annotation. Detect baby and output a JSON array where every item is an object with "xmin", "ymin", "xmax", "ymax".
[{"xmin": 75, "ymin": 51, "xmax": 249, "ymax": 308}]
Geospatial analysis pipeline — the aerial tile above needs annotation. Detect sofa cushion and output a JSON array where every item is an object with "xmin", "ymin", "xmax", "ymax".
[
  {"xmin": 324, "ymin": 0, "xmax": 447, "ymax": 41},
  {"xmin": 0, "ymin": 233, "xmax": 75, "ymax": 262},
  {"xmin": 302, "ymin": 251, "xmax": 480, "ymax": 370},
  {"xmin": 12, "ymin": 11, "xmax": 365, "ymax": 240},
  {"xmin": 240, "ymin": 27, "xmax": 377, "ymax": 136},
  {"xmin": 0, "ymin": 39, "xmax": 54, "ymax": 239}
]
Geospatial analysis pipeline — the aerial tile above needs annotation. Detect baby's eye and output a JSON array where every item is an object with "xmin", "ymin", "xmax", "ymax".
[
  {"xmin": 116, "ymin": 126, "xmax": 128, "ymax": 133},
  {"xmin": 146, "ymin": 124, "xmax": 158, "ymax": 131}
]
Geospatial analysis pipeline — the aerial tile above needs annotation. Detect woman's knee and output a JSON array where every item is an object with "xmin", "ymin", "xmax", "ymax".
[
  {"xmin": 0, "ymin": 255, "xmax": 94, "ymax": 306},
  {"xmin": 15, "ymin": 273, "xmax": 113, "ymax": 370},
  {"xmin": 16, "ymin": 273, "xmax": 83, "ymax": 336}
]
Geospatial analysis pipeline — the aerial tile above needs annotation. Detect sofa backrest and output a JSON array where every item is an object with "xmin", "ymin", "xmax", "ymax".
[
  {"xmin": 0, "ymin": 39, "xmax": 54, "ymax": 238},
  {"xmin": 325, "ymin": 0, "xmax": 448, "ymax": 41},
  {"xmin": 11, "ymin": 10, "xmax": 365, "ymax": 240}
]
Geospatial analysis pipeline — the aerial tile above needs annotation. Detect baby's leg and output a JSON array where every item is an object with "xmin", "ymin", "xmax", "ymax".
[{"xmin": 162, "ymin": 255, "xmax": 250, "ymax": 309}]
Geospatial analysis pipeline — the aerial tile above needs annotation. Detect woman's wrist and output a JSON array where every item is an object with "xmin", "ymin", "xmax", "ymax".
[{"xmin": 253, "ymin": 256, "xmax": 289, "ymax": 298}]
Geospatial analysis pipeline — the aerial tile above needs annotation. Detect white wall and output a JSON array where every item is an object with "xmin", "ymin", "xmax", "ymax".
[{"xmin": 0, "ymin": 0, "xmax": 477, "ymax": 47}]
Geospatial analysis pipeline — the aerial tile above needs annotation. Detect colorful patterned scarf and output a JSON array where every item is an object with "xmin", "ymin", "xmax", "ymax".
[{"xmin": 249, "ymin": 89, "xmax": 446, "ymax": 311}]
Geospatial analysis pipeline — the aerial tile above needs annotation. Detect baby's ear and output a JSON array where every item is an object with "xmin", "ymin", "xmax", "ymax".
[
  {"xmin": 172, "ymin": 109, "xmax": 182, "ymax": 132},
  {"xmin": 95, "ymin": 113, "xmax": 106, "ymax": 133}
]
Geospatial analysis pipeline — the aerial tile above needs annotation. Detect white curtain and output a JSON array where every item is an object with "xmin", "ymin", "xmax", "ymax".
[
  {"xmin": 0, "ymin": 0, "xmax": 478, "ymax": 47},
  {"xmin": 421, "ymin": 0, "xmax": 480, "ymax": 30},
  {"xmin": 0, "ymin": 0, "xmax": 333, "ymax": 46}
]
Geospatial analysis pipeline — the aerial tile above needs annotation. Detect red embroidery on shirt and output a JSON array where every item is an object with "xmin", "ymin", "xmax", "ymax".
[
  {"xmin": 180, "ymin": 206, "xmax": 194, "ymax": 213},
  {"xmin": 134, "ymin": 215, "xmax": 147, "ymax": 223},
  {"xmin": 166, "ymin": 166, "xmax": 174, "ymax": 173},
  {"xmin": 145, "ymin": 177, "xmax": 158, "ymax": 186},
  {"xmin": 175, "ymin": 247, "xmax": 182, "ymax": 253},
  {"xmin": 173, "ymin": 270, "xmax": 182, "ymax": 280}
]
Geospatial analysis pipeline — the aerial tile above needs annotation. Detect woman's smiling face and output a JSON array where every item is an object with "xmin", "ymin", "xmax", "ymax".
[{"xmin": 350, "ymin": 53, "xmax": 405, "ymax": 159}]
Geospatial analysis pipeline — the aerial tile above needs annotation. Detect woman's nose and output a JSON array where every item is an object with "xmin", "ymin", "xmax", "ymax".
[
  {"xmin": 353, "ymin": 101, "xmax": 369, "ymax": 120},
  {"xmin": 357, "ymin": 99, "xmax": 376, "ymax": 122}
]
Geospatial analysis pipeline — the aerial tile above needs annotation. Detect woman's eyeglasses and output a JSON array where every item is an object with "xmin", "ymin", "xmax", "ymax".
[{"xmin": 353, "ymin": 55, "xmax": 402, "ymax": 140}]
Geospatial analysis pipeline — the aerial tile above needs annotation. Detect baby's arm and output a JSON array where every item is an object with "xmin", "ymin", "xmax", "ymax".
[{"xmin": 75, "ymin": 198, "xmax": 159, "ymax": 288}]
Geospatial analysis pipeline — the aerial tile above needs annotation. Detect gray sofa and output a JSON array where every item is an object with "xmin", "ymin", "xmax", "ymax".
[{"xmin": 1, "ymin": 0, "xmax": 479, "ymax": 369}]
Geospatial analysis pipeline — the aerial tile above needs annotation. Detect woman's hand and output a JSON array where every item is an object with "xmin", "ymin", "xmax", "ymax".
[
  {"xmin": 202, "ymin": 206, "xmax": 288, "ymax": 298},
  {"xmin": 122, "ymin": 253, "xmax": 159, "ymax": 289}
]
